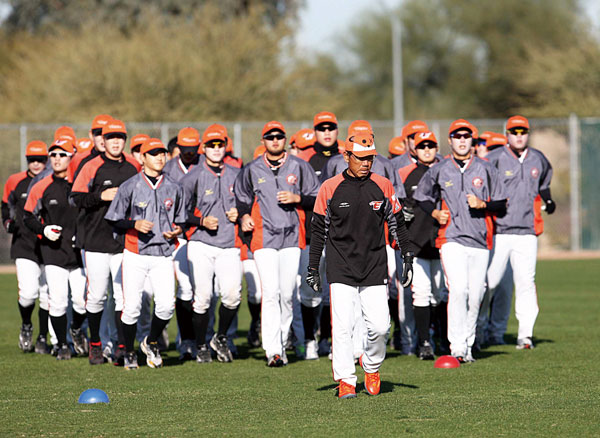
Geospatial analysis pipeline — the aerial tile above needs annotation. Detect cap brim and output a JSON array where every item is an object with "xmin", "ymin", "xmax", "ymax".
[
  {"xmin": 263, "ymin": 129, "xmax": 286, "ymax": 137},
  {"xmin": 351, "ymin": 149, "xmax": 378, "ymax": 157},
  {"xmin": 178, "ymin": 145, "xmax": 199, "ymax": 151}
]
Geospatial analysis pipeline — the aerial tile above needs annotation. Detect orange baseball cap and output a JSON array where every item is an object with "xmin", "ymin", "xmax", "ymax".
[
  {"xmin": 25, "ymin": 140, "xmax": 48, "ymax": 157},
  {"xmin": 388, "ymin": 136, "xmax": 406, "ymax": 156},
  {"xmin": 102, "ymin": 119, "xmax": 127, "ymax": 136},
  {"xmin": 414, "ymin": 130, "xmax": 438, "ymax": 148},
  {"xmin": 54, "ymin": 126, "xmax": 76, "ymax": 143},
  {"xmin": 294, "ymin": 129, "xmax": 316, "ymax": 150},
  {"xmin": 76, "ymin": 138, "xmax": 93, "ymax": 153},
  {"xmin": 448, "ymin": 119, "xmax": 473, "ymax": 136},
  {"xmin": 487, "ymin": 133, "xmax": 508, "ymax": 148},
  {"xmin": 177, "ymin": 127, "xmax": 201, "ymax": 147},
  {"xmin": 202, "ymin": 124, "xmax": 227, "ymax": 144},
  {"xmin": 253, "ymin": 144, "xmax": 266, "ymax": 159},
  {"xmin": 348, "ymin": 120, "xmax": 373, "ymax": 137},
  {"xmin": 130, "ymin": 134, "xmax": 150, "ymax": 150},
  {"xmin": 346, "ymin": 133, "xmax": 378, "ymax": 157},
  {"xmin": 480, "ymin": 131, "xmax": 494, "ymax": 143},
  {"xmin": 91, "ymin": 114, "xmax": 112, "ymax": 131},
  {"xmin": 506, "ymin": 115, "xmax": 529, "ymax": 130},
  {"xmin": 313, "ymin": 111, "xmax": 338, "ymax": 127},
  {"xmin": 49, "ymin": 137, "xmax": 75, "ymax": 154},
  {"xmin": 405, "ymin": 120, "xmax": 428, "ymax": 137},
  {"xmin": 140, "ymin": 138, "xmax": 167, "ymax": 155},
  {"xmin": 262, "ymin": 121, "xmax": 286, "ymax": 137}
]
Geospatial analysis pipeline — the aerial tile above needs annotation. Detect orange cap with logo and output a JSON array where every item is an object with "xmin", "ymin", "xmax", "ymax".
[
  {"xmin": 405, "ymin": 120, "xmax": 428, "ymax": 137},
  {"xmin": 54, "ymin": 126, "xmax": 76, "ymax": 143},
  {"xmin": 202, "ymin": 124, "xmax": 228, "ymax": 145},
  {"xmin": 140, "ymin": 138, "xmax": 167, "ymax": 155},
  {"xmin": 388, "ymin": 136, "xmax": 406, "ymax": 156},
  {"xmin": 91, "ymin": 114, "xmax": 112, "ymax": 131},
  {"xmin": 131, "ymin": 134, "xmax": 150, "ymax": 150},
  {"xmin": 414, "ymin": 130, "xmax": 438, "ymax": 148},
  {"xmin": 177, "ymin": 127, "xmax": 200, "ymax": 147},
  {"xmin": 448, "ymin": 119, "xmax": 473, "ymax": 136},
  {"xmin": 102, "ymin": 119, "xmax": 127, "ymax": 136},
  {"xmin": 294, "ymin": 129, "xmax": 316, "ymax": 150},
  {"xmin": 313, "ymin": 111, "xmax": 338, "ymax": 127},
  {"xmin": 76, "ymin": 138, "xmax": 93, "ymax": 153},
  {"xmin": 346, "ymin": 133, "xmax": 378, "ymax": 157},
  {"xmin": 506, "ymin": 115, "xmax": 529, "ymax": 130},
  {"xmin": 348, "ymin": 120, "xmax": 373, "ymax": 137},
  {"xmin": 50, "ymin": 137, "xmax": 75, "ymax": 154},
  {"xmin": 487, "ymin": 133, "xmax": 508, "ymax": 148},
  {"xmin": 25, "ymin": 140, "xmax": 48, "ymax": 157},
  {"xmin": 479, "ymin": 131, "xmax": 494, "ymax": 143},
  {"xmin": 262, "ymin": 121, "xmax": 286, "ymax": 137}
]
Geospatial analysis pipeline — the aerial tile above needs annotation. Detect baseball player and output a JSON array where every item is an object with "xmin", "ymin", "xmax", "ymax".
[
  {"xmin": 402, "ymin": 131, "xmax": 448, "ymax": 360},
  {"xmin": 23, "ymin": 138, "xmax": 87, "ymax": 360},
  {"xmin": 70, "ymin": 118, "xmax": 141, "ymax": 365},
  {"xmin": 70, "ymin": 114, "xmax": 112, "ymax": 179},
  {"xmin": 235, "ymin": 120, "xmax": 320, "ymax": 367},
  {"xmin": 182, "ymin": 127, "xmax": 242, "ymax": 363},
  {"xmin": 105, "ymin": 138, "xmax": 185, "ymax": 369},
  {"xmin": 413, "ymin": 119, "xmax": 506, "ymax": 363},
  {"xmin": 2, "ymin": 141, "xmax": 52, "ymax": 354},
  {"xmin": 307, "ymin": 133, "xmax": 414, "ymax": 399},
  {"xmin": 162, "ymin": 127, "xmax": 202, "ymax": 360},
  {"xmin": 481, "ymin": 116, "xmax": 554, "ymax": 350}
]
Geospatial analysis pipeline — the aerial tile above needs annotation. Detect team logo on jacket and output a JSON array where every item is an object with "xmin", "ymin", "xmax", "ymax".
[
  {"xmin": 164, "ymin": 198, "xmax": 174, "ymax": 211},
  {"xmin": 136, "ymin": 201, "xmax": 148, "ymax": 208},
  {"xmin": 49, "ymin": 199, "xmax": 58, "ymax": 205},
  {"xmin": 370, "ymin": 200, "xmax": 383, "ymax": 211},
  {"xmin": 20, "ymin": 193, "xmax": 27, "ymax": 198},
  {"xmin": 505, "ymin": 170, "xmax": 514, "ymax": 177},
  {"xmin": 229, "ymin": 185, "xmax": 234, "ymax": 195},
  {"xmin": 102, "ymin": 180, "xmax": 113, "ymax": 186},
  {"xmin": 205, "ymin": 189, "xmax": 214, "ymax": 195},
  {"xmin": 472, "ymin": 177, "xmax": 483, "ymax": 188},
  {"xmin": 286, "ymin": 174, "xmax": 298, "ymax": 185},
  {"xmin": 257, "ymin": 177, "xmax": 266, "ymax": 184},
  {"xmin": 531, "ymin": 167, "xmax": 539, "ymax": 178}
]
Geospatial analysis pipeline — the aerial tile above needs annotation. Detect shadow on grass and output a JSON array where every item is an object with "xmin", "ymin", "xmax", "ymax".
[
  {"xmin": 472, "ymin": 350, "xmax": 508, "ymax": 361},
  {"xmin": 317, "ymin": 381, "xmax": 418, "ymax": 394},
  {"xmin": 502, "ymin": 334, "xmax": 554, "ymax": 347}
]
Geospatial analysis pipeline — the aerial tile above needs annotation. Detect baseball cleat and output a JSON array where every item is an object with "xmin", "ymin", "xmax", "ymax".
[
  {"xmin": 364, "ymin": 371, "xmax": 381, "ymax": 395},
  {"xmin": 338, "ymin": 381, "xmax": 357, "ymax": 399},
  {"xmin": 124, "ymin": 351, "xmax": 139, "ymax": 370},
  {"xmin": 141, "ymin": 337, "xmax": 163, "ymax": 368},
  {"xmin": 305, "ymin": 340, "xmax": 319, "ymax": 360},
  {"xmin": 89, "ymin": 343, "xmax": 106, "ymax": 365},
  {"xmin": 418, "ymin": 340, "xmax": 435, "ymax": 361},
  {"xmin": 210, "ymin": 334, "xmax": 233, "ymax": 363},
  {"xmin": 196, "ymin": 344, "xmax": 213, "ymax": 363},
  {"xmin": 69, "ymin": 327, "xmax": 89, "ymax": 356},
  {"xmin": 516, "ymin": 337, "xmax": 534, "ymax": 350},
  {"xmin": 19, "ymin": 323, "xmax": 34, "ymax": 352},
  {"xmin": 102, "ymin": 342, "xmax": 113, "ymax": 363},
  {"xmin": 178, "ymin": 339, "xmax": 195, "ymax": 362},
  {"xmin": 247, "ymin": 320, "xmax": 261, "ymax": 348},
  {"xmin": 56, "ymin": 344, "xmax": 72, "ymax": 360},
  {"xmin": 34, "ymin": 336, "xmax": 50, "ymax": 354},
  {"xmin": 113, "ymin": 345, "xmax": 126, "ymax": 367},
  {"xmin": 267, "ymin": 354, "xmax": 284, "ymax": 367}
]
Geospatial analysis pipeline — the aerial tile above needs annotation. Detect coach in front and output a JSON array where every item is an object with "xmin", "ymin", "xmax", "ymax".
[{"xmin": 307, "ymin": 133, "xmax": 414, "ymax": 399}]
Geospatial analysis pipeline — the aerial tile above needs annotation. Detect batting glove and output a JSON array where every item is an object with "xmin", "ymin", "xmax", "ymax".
[
  {"xmin": 43, "ymin": 225, "xmax": 62, "ymax": 242},
  {"xmin": 4, "ymin": 219, "xmax": 15, "ymax": 233},
  {"xmin": 401, "ymin": 252, "xmax": 414, "ymax": 288},
  {"xmin": 402, "ymin": 206, "xmax": 415, "ymax": 223},
  {"xmin": 544, "ymin": 199, "xmax": 556, "ymax": 214},
  {"xmin": 306, "ymin": 267, "xmax": 322, "ymax": 293}
]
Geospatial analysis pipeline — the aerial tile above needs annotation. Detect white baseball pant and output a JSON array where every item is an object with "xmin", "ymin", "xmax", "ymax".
[
  {"xmin": 84, "ymin": 251, "xmax": 123, "ymax": 313},
  {"xmin": 440, "ymin": 242, "xmax": 489, "ymax": 357},
  {"xmin": 136, "ymin": 280, "xmax": 153, "ymax": 342},
  {"xmin": 330, "ymin": 283, "xmax": 390, "ymax": 387},
  {"xmin": 44, "ymin": 265, "xmax": 86, "ymax": 317},
  {"xmin": 121, "ymin": 250, "xmax": 175, "ymax": 325},
  {"xmin": 487, "ymin": 234, "xmax": 539, "ymax": 340},
  {"xmin": 174, "ymin": 238, "xmax": 194, "ymax": 301},
  {"xmin": 243, "ymin": 259, "xmax": 261, "ymax": 304},
  {"xmin": 395, "ymin": 251, "xmax": 416, "ymax": 354},
  {"xmin": 253, "ymin": 247, "xmax": 301, "ymax": 358},
  {"xmin": 16, "ymin": 258, "xmax": 48, "ymax": 308},
  {"xmin": 187, "ymin": 241, "xmax": 242, "ymax": 314},
  {"xmin": 412, "ymin": 257, "xmax": 447, "ymax": 307}
]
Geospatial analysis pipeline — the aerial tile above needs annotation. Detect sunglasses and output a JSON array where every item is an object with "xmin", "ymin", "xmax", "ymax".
[
  {"xmin": 508, "ymin": 128, "xmax": 528, "ymax": 136},
  {"xmin": 204, "ymin": 141, "xmax": 226, "ymax": 149},
  {"xmin": 27, "ymin": 156, "xmax": 48, "ymax": 164},
  {"xmin": 315, "ymin": 124, "xmax": 337, "ymax": 132},
  {"xmin": 451, "ymin": 132, "xmax": 472, "ymax": 139},
  {"xmin": 263, "ymin": 134, "xmax": 286, "ymax": 141},
  {"xmin": 49, "ymin": 151, "xmax": 72, "ymax": 158},
  {"xmin": 416, "ymin": 142, "xmax": 437, "ymax": 150}
]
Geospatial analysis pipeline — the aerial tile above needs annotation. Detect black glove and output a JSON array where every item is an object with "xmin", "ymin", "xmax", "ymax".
[
  {"xmin": 306, "ymin": 267, "xmax": 321, "ymax": 293},
  {"xmin": 402, "ymin": 206, "xmax": 415, "ymax": 222},
  {"xmin": 544, "ymin": 199, "xmax": 556, "ymax": 214},
  {"xmin": 4, "ymin": 219, "xmax": 15, "ymax": 233},
  {"xmin": 401, "ymin": 252, "xmax": 414, "ymax": 288}
]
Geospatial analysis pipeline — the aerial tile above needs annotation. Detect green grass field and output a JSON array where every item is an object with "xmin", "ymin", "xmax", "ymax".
[{"xmin": 1, "ymin": 259, "xmax": 599, "ymax": 437}]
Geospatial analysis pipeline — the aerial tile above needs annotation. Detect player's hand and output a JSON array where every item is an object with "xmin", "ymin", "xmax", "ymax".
[
  {"xmin": 544, "ymin": 199, "xmax": 556, "ymax": 214},
  {"xmin": 43, "ymin": 225, "xmax": 62, "ymax": 241},
  {"xmin": 135, "ymin": 219, "xmax": 154, "ymax": 233},
  {"xmin": 466, "ymin": 194, "xmax": 486, "ymax": 209},
  {"xmin": 226, "ymin": 207, "xmax": 239, "ymax": 223},
  {"xmin": 277, "ymin": 191, "xmax": 301, "ymax": 204},
  {"xmin": 163, "ymin": 225, "xmax": 182, "ymax": 240},
  {"xmin": 100, "ymin": 187, "xmax": 118, "ymax": 202},
  {"xmin": 241, "ymin": 214, "xmax": 254, "ymax": 232},
  {"xmin": 432, "ymin": 209, "xmax": 450, "ymax": 225},
  {"xmin": 202, "ymin": 215, "xmax": 219, "ymax": 230},
  {"xmin": 4, "ymin": 219, "xmax": 15, "ymax": 233},
  {"xmin": 401, "ymin": 252, "xmax": 414, "ymax": 288},
  {"xmin": 306, "ymin": 267, "xmax": 322, "ymax": 293},
  {"xmin": 402, "ymin": 206, "xmax": 415, "ymax": 222}
]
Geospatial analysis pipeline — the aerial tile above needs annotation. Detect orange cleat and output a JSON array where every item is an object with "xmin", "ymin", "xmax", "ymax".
[
  {"xmin": 338, "ymin": 381, "xmax": 357, "ymax": 399},
  {"xmin": 364, "ymin": 371, "xmax": 381, "ymax": 396}
]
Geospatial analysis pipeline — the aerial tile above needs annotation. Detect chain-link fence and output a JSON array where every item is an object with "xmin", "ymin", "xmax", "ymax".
[{"xmin": 0, "ymin": 116, "xmax": 595, "ymax": 263}]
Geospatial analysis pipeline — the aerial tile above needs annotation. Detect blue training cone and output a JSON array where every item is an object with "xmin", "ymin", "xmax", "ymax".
[{"xmin": 78, "ymin": 388, "xmax": 110, "ymax": 404}]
